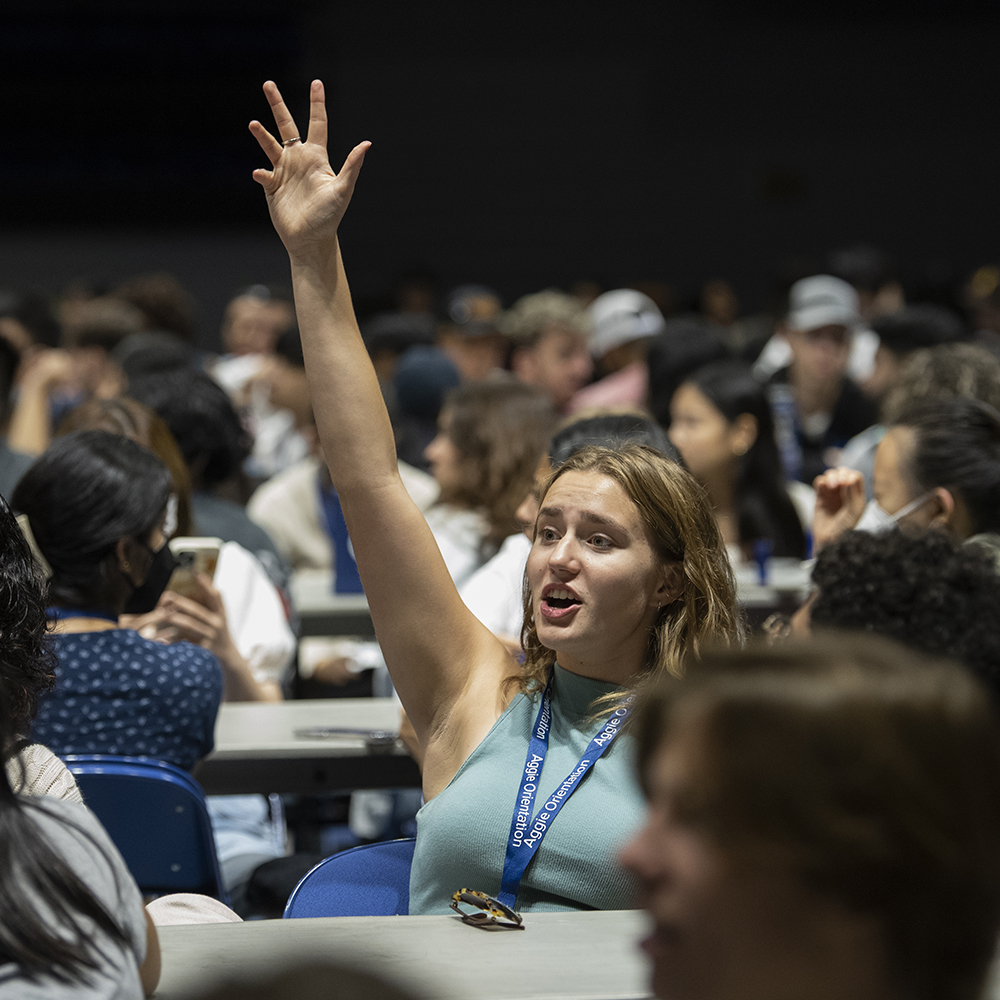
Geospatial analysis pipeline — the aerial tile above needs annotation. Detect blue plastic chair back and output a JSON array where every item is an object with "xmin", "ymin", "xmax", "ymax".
[
  {"xmin": 284, "ymin": 837, "xmax": 416, "ymax": 918},
  {"xmin": 63, "ymin": 754, "xmax": 228, "ymax": 904}
]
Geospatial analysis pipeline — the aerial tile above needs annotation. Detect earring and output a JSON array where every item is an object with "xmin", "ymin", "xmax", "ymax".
[{"xmin": 122, "ymin": 560, "xmax": 130, "ymax": 572}]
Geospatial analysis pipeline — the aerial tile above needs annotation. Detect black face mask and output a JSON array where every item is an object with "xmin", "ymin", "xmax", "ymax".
[{"xmin": 123, "ymin": 541, "xmax": 177, "ymax": 615}]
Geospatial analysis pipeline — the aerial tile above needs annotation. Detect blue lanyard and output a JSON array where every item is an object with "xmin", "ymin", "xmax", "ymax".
[
  {"xmin": 497, "ymin": 676, "xmax": 634, "ymax": 910},
  {"xmin": 46, "ymin": 606, "xmax": 118, "ymax": 623}
]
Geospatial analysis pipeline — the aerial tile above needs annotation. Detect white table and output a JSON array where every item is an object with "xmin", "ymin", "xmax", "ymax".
[
  {"xmin": 192, "ymin": 699, "xmax": 420, "ymax": 795},
  {"xmin": 154, "ymin": 910, "xmax": 653, "ymax": 999}
]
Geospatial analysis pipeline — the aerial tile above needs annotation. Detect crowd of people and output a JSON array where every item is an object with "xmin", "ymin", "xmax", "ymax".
[{"xmin": 1, "ymin": 78, "xmax": 1000, "ymax": 999}]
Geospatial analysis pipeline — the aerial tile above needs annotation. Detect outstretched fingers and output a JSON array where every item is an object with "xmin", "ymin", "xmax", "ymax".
[
  {"xmin": 249, "ymin": 119, "xmax": 282, "ymax": 169},
  {"xmin": 262, "ymin": 80, "xmax": 301, "ymax": 144},
  {"xmin": 306, "ymin": 79, "xmax": 328, "ymax": 148}
]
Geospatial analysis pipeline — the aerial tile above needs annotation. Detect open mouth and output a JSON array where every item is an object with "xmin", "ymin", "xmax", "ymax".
[{"xmin": 540, "ymin": 588, "xmax": 582, "ymax": 618}]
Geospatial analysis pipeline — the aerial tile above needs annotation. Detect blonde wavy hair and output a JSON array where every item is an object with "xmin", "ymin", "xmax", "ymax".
[{"xmin": 514, "ymin": 443, "xmax": 744, "ymax": 702}]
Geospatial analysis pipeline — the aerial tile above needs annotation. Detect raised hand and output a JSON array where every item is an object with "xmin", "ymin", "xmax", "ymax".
[
  {"xmin": 249, "ymin": 80, "xmax": 370, "ymax": 263},
  {"xmin": 812, "ymin": 466, "xmax": 866, "ymax": 552}
]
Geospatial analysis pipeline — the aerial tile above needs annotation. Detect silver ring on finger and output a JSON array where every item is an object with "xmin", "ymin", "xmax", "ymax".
[{"xmin": 282, "ymin": 136, "xmax": 301, "ymax": 147}]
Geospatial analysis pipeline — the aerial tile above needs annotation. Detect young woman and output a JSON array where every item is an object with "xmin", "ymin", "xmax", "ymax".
[
  {"xmin": 0, "ymin": 493, "xmax": 159, "ymax": 998},
  {"xmin": 813, "ymin": 395, "xmax": 1000, "ymax": 560},
  {"xmin": 668, "ymin": 361, "xmax": 808, "ymax": 561},
  {"xmin": 249, "ymin": 81, "xmax": 742, "ymax": 914},
  {"xmin": 622, "ymin": 635, "xmax": 1000, "ymax": 1000},
  {"xmin": 12, "ymin": 430, "xmax": 223, "ymax": 771},
  {"xmin": 423, "ymin": 375, "xmax": 554, "ymax": 586}
]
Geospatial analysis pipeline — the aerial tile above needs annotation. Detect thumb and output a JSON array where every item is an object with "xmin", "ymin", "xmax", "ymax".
[{"xmin": 336, "ymin": 141, "xmax": 371, "ymax": 192}]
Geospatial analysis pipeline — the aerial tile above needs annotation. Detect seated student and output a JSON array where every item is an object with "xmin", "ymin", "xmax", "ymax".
[
  {"xmin": 249, "ymin": 80, "xmax": 743, "ymax": 915},
  {"xmin": 792, "ymin": 529, "xmax": 1000, "ymax": 698},
  {"xmin": 813, "ymin": 395, "xmax": 1000, "ymax": 563},
  {"xmin": 422, "ymin": 375, "xmax": 554, "ymax": 587},
  {"xmin": 0, "ymin": 493, "xmax": 160, "ymax": 998},
  {"xmin": 502, "ymin": 290, "xmax": 594, "ymax": 415},
  {"xmin": 57, "ymin": 397, "xmax": 290, "ymax": 700},
  {"xmin": 13, "ymin": 431, "xmax": 222, "ymax": 771},
  {"xmin": 765, "ymin": 275, "xmax": 877, "ymax": 484},
  {"xmin": 668, "ymin": 361, "xmax": 809, "ymax": 562},
  {"xmin": 566, "ymin": 289, "xmax": 665, "ymax": 415},
  {"xmin": 126, "ymin": 366, "xmax": 288, "ymax": 587},
  {"xmin": 460, "ymin": 409, "xmax": 680, "ymax": 650},
  {"xmin": 622, "ymin": 635, "xmax": 1000, "ymax": 1000},
  {"xmin": 839, "ymin": 315, "xmax": 974, "ymax": 496}
]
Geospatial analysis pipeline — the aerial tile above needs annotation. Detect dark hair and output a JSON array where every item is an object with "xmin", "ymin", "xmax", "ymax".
[
  {"xmin": 892, "ymin": 396, "xmax": 1000, "ymax": 536},
  {"xmin": 127, "ymin": 367, "xmax": 250, "ymax": 489},
  {"xmin": 439, "ymin": 376, "xmax": 555, "ymax": 548},
  {"xmin": 646, "ymin": 319, "xmax": 729, "ymax": 428},
  {"xmin": 11, "ymin": 430, "xmax": 172, "ymax": 611},
  {"xmin": 811, "ymin": 529, "xmax": 1000, "ymax": 698},
  {"xmin": 870, "ymin": 304, "xmax": 965, "ymax": 357},
  {"xmin": 113, "ymin": 272, "xmax": 196, "ymax": 342},
  {"xmin": 635, "ymin": 636, "xmax": 1000, "ymax": 1000},
  {"xmin": 549, "ymin": 411, "xmax": 680, "ymax": 468},
  {"xmin": 0, "ymin": 337, "xmax": 20, "ymax": 425},
  {"xmin": 0, "ymin": 495, "xmax": 55, "ymax": 736},
  {"xmin": 56, "ymin": 397, "xmax": 194, "ymax": 537},
  {"xmin": 685, "ymin": 361, "xmax": 806, "ymax": 558},
  {"xmin": 0, "ymin": 498, "xmax": 130, "ymax": 983}
]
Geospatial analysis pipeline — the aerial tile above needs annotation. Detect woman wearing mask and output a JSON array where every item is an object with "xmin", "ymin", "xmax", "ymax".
[
  {"xmin": 812, "ymin": 396, "xmax": 1000, "ymax": 563},
  {"xmin": 13, "ymin": 430, "xmax": 223, "ymax": 771}
]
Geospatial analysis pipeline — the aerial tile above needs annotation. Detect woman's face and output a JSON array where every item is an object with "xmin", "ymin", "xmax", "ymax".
[
  {"xmin": 526, "ymin": 469, "xmax": 670, "ymax": 683},
  {"xmin": 668, "ymin": 384, "xmax": 744, "ymax": 485},
  {"xmin": 872, "ymin": 426, "xmax": 939, "ymax": 531},
  {"xmin": 423, "ymin": 408, "xmax": 464, "ymax": 493},
  {"xmin": 621, "ymin": 726, "xmax": 884, "ymax": 1000}
]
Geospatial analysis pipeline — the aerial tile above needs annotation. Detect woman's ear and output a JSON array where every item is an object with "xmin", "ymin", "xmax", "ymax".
[
  {"xmin": 115, "ymin": 537, "xmax": 142, "ymax": 586},
  {"xmin": 927, "ymin": 487, "xmax": 955, "ymax": 530},
  {"xmin": 654, "ymin": 563, "xmax": 685, "ymax": 608},
  {"xmin": 730, "ymin": 413, "xmax": 758, "ymax": 458}
]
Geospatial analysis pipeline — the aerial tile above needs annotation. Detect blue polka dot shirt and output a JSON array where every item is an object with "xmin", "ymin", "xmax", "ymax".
[{"xmin": 32, "ymin": 629, "xmax": 223, "ymax": 772}]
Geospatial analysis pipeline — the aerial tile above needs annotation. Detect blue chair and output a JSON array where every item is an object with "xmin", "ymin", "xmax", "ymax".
[
  {"xmin": 284, "ymin": 837, "xmax": 416, "ymax": 917},
  {"xmin": 63, "ymin": 754, "xmax": 229, "ymax": 904}
]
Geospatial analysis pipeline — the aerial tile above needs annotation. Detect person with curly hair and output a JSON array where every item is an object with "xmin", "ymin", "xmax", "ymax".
[
  {"xmin": 0, "ymin": 495, "xmax": 80, "ymax": 804},
  {"xmin": 792, "ymin": 529, "xmax": 1000, "ymax": 698},
  {"xmin": 248, "ymin": 80, "xmax": 743, "ymax": 916}
]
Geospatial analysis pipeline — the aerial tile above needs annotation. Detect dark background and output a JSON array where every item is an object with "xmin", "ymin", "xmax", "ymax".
[{"xmin": 1, "ymin": 0, "xmax": 998, "ymax": 349}]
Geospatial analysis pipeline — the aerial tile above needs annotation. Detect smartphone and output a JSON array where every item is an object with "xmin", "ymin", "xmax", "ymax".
[{"xmin": 167, "ymin": 537, "xmax": 223, "ymax": 600}]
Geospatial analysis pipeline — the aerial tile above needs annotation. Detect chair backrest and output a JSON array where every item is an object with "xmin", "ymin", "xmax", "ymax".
[
  {"xmin": 284, "ymin": 838, "xmax": 416, "ymax": 918},
  {"xmin": 63, "ymin": 754, "xmax": 228, "ymax": 904}
]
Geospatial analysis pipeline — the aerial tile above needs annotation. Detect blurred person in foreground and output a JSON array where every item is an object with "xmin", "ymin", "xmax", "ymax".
[{"xmin": 622, "ymin": 635, "xmax": 1000, "ymax": 1000}]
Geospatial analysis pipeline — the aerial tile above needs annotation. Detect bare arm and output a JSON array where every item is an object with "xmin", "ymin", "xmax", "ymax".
[{"xmin": 250, "ymin": 82, "xmax": 515, "ymax": 777}]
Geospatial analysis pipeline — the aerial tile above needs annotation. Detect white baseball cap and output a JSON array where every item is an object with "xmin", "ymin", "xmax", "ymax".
[
  {"xmin": 587, "ymin": 289, "xmax": 666, "ymax": 358},
  {"xmin": 786, "ymin": 275, "xmax": 859, "ymax": 332}
]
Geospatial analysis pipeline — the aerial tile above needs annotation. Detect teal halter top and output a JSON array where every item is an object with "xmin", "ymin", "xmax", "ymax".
[{"xmin": 408, "ymin": 664, "xmax": 645, "ymax": 914}]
